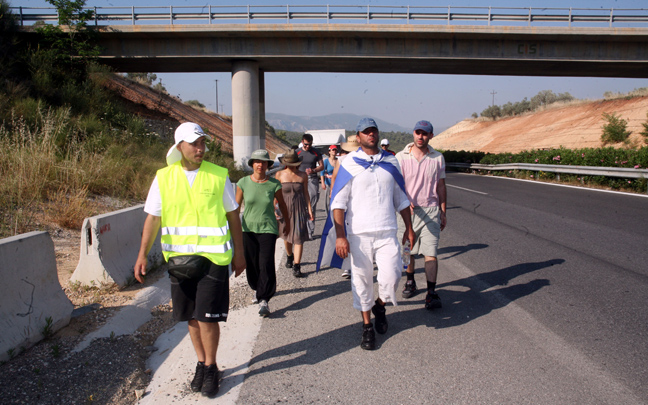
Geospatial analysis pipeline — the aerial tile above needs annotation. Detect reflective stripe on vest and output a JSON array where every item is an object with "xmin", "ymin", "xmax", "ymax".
[
  {"xmin": 162, "ymin": 224, "xmax": 230, "ymax": 237},
  {"xmin": 162, "ymin": 240, "xmax": 233, "ymax": 254}
]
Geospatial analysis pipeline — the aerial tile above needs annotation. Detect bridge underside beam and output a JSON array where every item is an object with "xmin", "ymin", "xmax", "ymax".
[{"xmin": 91, "ymin": 24, "xmax": 648, "ymax": 78}]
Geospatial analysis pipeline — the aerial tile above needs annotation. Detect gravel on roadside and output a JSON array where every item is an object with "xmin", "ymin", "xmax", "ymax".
[{"xmin": 0, "ymin": 266, "xmax": 255, "ymax": 405}]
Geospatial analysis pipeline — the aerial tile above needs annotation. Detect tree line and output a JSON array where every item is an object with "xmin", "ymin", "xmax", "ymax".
[{"xmin": 475, "ymin": 90, "xmax": 575, "ymax": 119}]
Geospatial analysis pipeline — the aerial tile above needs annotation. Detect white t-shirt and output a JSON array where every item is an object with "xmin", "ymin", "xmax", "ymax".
[
  {"xmin": 330, "ymin": 149, "xmax": 410, "ymax": 235},
  {"xmin": 143, "ymin": 169, "xmax": 238, "ymax": 217}
]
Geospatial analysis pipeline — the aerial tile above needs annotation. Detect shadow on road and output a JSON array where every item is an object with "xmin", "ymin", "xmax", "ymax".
[
  {"xmin": 395, "ymin": 258, "xmax": 564, "ymax": 332},
  {"xmin": 243, "ymin": 259, "xmax": 563, "ymax": 378}
]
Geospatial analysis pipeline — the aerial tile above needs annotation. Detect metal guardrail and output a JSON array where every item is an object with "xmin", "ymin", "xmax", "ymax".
[
  {"xmin": 447, "ymin": 162, "xmax": 648, "ymax": 193},
  {"xmin": 447, "ymin": 162, "xmax": 648, "ymax": 179},
  {"xmin": 10, "ymin": 5, "xmax": 648, "ymax": 28}
]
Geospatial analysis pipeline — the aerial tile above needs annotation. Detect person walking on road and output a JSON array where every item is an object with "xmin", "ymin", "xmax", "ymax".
[
  {"xmin": 236, "ymin": 150, "xmax": 290, "ymax": 317},
  {"xmin": 134, "ymin": 122, "xmax": 245, "ymax": 398},
  {"xmin": 296, "ymin": 133, "xmax": 324, "ymax": 240},
  {"xmin": 276, "ymin": 149, "xmax": 314, "ymax": 278},
  {"xmin": 396, "ymin": 120, "xmax": 447, "ymax": 310},
  {"xmin": 318, "ymin": 118, "xmax": 415, "ymax": 351},
  {"xmin": 320, "ymin": 145, "xmax": 338, "ymax": 215},
  {"xmin": 380, "ymin": 138, "xmax": 396, "ymax": 155}
]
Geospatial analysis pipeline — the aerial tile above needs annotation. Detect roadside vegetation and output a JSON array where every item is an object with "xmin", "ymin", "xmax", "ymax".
[
  {"xmin": 473, "ymin": 88, "xmax": 648, "ymax": 120},
  {"xmin": 443, "ymin": 147, "xmax": 648, "ymax": 193},
  {"xmin": 0, "ymin": 0, "xmax": 240, "ymax": 238}
]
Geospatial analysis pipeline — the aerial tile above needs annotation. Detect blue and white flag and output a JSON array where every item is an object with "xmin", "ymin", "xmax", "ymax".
[{"xmin": 316, "ymin": 149, "xmax": 406, "ymax": 271}]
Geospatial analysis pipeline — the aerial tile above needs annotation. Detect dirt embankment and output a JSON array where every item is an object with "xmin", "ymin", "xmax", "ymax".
[
  {"xmin": 103, "ymin": 74, "xmax": 290, "ymax": 157},
  {"xmin": 430, "ymin": 96, "xmax": 648, "ymax": 153}
]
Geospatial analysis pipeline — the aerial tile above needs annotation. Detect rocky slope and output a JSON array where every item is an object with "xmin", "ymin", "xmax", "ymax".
[
  {"xmin": 103, "ymin": 74, "xmax": 290, "ymax": 157},
  {"xmin": 430, "ymin": 96, "xmax": 648, "ymax": 153}
]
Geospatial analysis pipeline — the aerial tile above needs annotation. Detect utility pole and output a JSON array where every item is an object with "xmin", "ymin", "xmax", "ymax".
[
  {"xmin": 215, "ymin": 79, "xmax": 219, "ymax": 114},
  {"xmin": 491, "ymin": 89, "xmax": 497, "ymax": 106}
]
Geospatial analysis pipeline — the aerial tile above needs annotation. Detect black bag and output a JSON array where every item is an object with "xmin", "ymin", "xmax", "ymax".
[{"xmin": 167, "ymin": 255, "xmax": 211, "ymax": 280}]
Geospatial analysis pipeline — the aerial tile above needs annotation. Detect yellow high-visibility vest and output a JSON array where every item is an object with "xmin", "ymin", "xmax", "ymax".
[{"xmin": 157, "ymin": 161, "xmax": 232, "ymax": 265}]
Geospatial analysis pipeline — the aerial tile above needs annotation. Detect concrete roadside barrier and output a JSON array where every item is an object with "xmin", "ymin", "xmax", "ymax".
[
  {"xmin": 0, "ymin": 231, "xmax": 73, "ymax": 362},
  {"xmin": 70, "ymin": 204, "xmax": 163, "ymax": 287}
]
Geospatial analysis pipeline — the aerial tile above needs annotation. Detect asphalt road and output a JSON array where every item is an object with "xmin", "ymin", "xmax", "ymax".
[{"xmin": 235, "ymin": 173, "xmax": 648, "ymax": 404}]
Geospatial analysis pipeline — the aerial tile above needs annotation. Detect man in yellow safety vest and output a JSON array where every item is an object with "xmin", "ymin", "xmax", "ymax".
[{"xmin": 134, "ymin": 122, "xmax": 245, "ymax": 398}]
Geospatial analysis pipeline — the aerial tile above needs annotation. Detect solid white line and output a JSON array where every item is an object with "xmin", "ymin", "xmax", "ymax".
[
  {"xmin": 447, "ymin": 184, "xmax": 489, "ymax": 195},
  {"xmin": 451, "ymin": 172, "xmax": 648, "ymax": 198}
]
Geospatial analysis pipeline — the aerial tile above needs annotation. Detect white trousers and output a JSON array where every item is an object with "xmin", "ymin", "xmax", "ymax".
[{"xmin": 348, "ymin": 231, "xmax": 402, "ymax": 311}]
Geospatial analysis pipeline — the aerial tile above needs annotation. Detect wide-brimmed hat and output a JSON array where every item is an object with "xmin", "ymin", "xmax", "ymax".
[
  {"xmin": 166, "ymin": 122, "xmax": 210, "ymax": 165},
  {"xmin": 247, "ymin": 149, "xmax": 274, "ymax": 168},
  {"xmin": 279, "ymin": 149, "xmax": 303, "ymax": 166},
  {"xmin": 340, "ymin": 135, "xmax": 360, "ymax": 153}
]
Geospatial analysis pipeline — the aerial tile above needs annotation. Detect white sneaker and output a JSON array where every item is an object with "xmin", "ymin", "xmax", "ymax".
[
  {"xmin": 341, "ymin": 269, "xmax": 351, "ymax": 279},
  {"xmin": 252, "ymin": 297, "xmax": 258, "ymax": 304},
  {"xmin": 259, "ymin": 300, "xmax": 270, "ymax": 317}
]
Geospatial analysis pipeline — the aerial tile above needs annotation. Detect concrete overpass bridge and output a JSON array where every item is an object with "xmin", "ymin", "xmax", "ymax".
[{"xmin": 15, "ymin": 5, "xmax": 648, "ymax": 166}]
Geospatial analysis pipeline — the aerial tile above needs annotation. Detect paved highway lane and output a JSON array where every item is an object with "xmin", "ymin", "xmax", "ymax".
[
  {"xmin": 234, "ymin": 174, "xmax": 647, "ymax": 404},
  {"xmin": 443, "ymin": 173, "xmax": 648, "ymax": 400}
]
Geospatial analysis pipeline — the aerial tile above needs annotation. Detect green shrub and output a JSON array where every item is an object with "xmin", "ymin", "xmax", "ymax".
[
  {"xmin": 640, "ymin": 112, "xmax": 648, "ymax": 144},
  {"xmin": 601, "ymin": 112, "xmax": 631, "ymax": 144}
]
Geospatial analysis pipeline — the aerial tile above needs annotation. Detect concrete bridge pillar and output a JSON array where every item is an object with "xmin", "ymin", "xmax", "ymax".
[
  {"xmin": 232, "ymin": 60, "xmax": 261, "ymax": 168},
  {"xmin": 259, "ymin": 71, "xmax": 266, "ymax": 150}
]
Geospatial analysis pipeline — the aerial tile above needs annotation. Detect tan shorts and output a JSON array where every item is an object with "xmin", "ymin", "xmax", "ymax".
[{"xmin": 398, "ymin": 205, "xmax": 441, "ymax": 258}]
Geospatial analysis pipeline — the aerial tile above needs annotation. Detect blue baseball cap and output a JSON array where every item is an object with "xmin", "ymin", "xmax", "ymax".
[
  {"xmin": 356, "ymin": 117, "xmax": 378, "ymax": 132},
  {"xmin": 413, "ymin": 120, "xmax": 433, "ymax": 134}
]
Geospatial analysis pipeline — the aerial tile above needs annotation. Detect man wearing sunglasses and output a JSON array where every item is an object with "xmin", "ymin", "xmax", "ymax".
[{"xmin": 297, "ymin": 133, "xmax": 324, "ymax": 240}]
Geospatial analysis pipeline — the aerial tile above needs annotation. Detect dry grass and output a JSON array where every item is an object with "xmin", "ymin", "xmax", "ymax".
[{"xmin": 0, "ymin": 110, "xmax": 166, "ymax": 237}]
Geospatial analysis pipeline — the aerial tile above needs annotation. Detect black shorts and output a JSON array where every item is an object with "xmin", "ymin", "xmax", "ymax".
[{"xmin": 169, "ymin": 261, "xmax": 230, "ymax": 323}]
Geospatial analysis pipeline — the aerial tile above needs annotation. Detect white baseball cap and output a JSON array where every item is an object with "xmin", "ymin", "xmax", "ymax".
[
  {"xmin": 380, "ymin": 139, "xmax": 390, "ymax": 146},
  {"xmin": 166, "ymin": 122, "xmax": 210, "ymax": 165}
]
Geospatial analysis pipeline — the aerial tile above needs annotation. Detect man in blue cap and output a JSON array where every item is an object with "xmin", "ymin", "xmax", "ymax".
[
  {"xmin": 396, "ymin": 120, "xmax": 447, "ymax": 310},
  {"xmin": 321, "ymin": 117, "xmax": 415, "ymax": 350}
]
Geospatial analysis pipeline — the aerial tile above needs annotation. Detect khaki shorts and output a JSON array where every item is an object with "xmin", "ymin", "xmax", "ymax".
[{"xmin": 398, "ymin": 205, "xmax": 441, "ymax": 258}]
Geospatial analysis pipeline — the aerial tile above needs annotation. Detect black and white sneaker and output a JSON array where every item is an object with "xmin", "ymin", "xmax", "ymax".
[
  {"xmin": 402, "ymin": 279, "xmax": 417, "ymax": 299},
  {"xmin": 259, "ymin": 300, "xmax": 270, "ymax": 317}
]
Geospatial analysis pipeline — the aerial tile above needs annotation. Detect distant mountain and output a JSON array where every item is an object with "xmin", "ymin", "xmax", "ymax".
[{"xmin": 266, "ymin": 113, "xmax": 410, "ymax": 133}]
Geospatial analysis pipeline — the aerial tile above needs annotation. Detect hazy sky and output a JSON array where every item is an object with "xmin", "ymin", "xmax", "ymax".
[{"xmin": 11, "ymin": 0, "xmax": 648, "ymax": 131}]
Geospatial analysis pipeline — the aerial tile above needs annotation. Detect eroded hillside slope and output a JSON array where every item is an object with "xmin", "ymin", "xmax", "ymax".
[
  {"xmin": 103, "ymin": 74, "xmax": 289, "ymax": 158},
  {"xmin": 431, "ymin": 96, "xmax": 648, "ymax": 153}
]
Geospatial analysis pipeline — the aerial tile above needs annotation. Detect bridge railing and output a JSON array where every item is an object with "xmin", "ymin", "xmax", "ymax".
[{"xmin": 10, "ymin": 5, "xmax": 648, "ymax": 28}]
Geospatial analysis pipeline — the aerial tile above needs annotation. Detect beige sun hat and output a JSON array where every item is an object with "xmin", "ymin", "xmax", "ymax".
[
  {"xmin": 340, "ymin": 135, "xmax": 360, "ymax": 153},
  {"xmin": 279, "ymin": 149, "xmax": 303, "ymax": 166},
  {"xmin": 247, "ymin": 149, "xmax": 274, "ymax": 168}
]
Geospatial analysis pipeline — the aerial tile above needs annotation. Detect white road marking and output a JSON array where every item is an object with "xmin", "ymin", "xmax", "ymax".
[
  {"xmin": 452, "ymin": 172, "xmax": 648, "ymax": 198},
  {"xmin": 447, "ymin": 184, "xmax": 489, "ymax": 195}
]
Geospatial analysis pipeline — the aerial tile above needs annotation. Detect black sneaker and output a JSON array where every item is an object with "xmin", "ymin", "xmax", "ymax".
[
  {"xmin": 292, "ymin": 263, "xmax": 304, "ymax": 278},
  {"xmin": 190, "ymin": 361, "xmax": 204, "ymax": 392},
  {"xmin": 360, "ymin": 323, "xmax": 376, "ymax": 350},
  {"xmin": 425, "ymin": 291, "xmax": 442, "ymax": 310},
  {"xmin": 402, "ymin": 279, "xmax": 417, "ymax": 299},
  {"xmin": 371, "ymin": 300, "xmax": 388, "ymax": 334},
  {"xmin": 285, "ymin": 255, "xmax": 294, "ymax": 269},
  {"xmin": 201, "ymin": 364, "xmax": 220, "ymax": 398}
]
